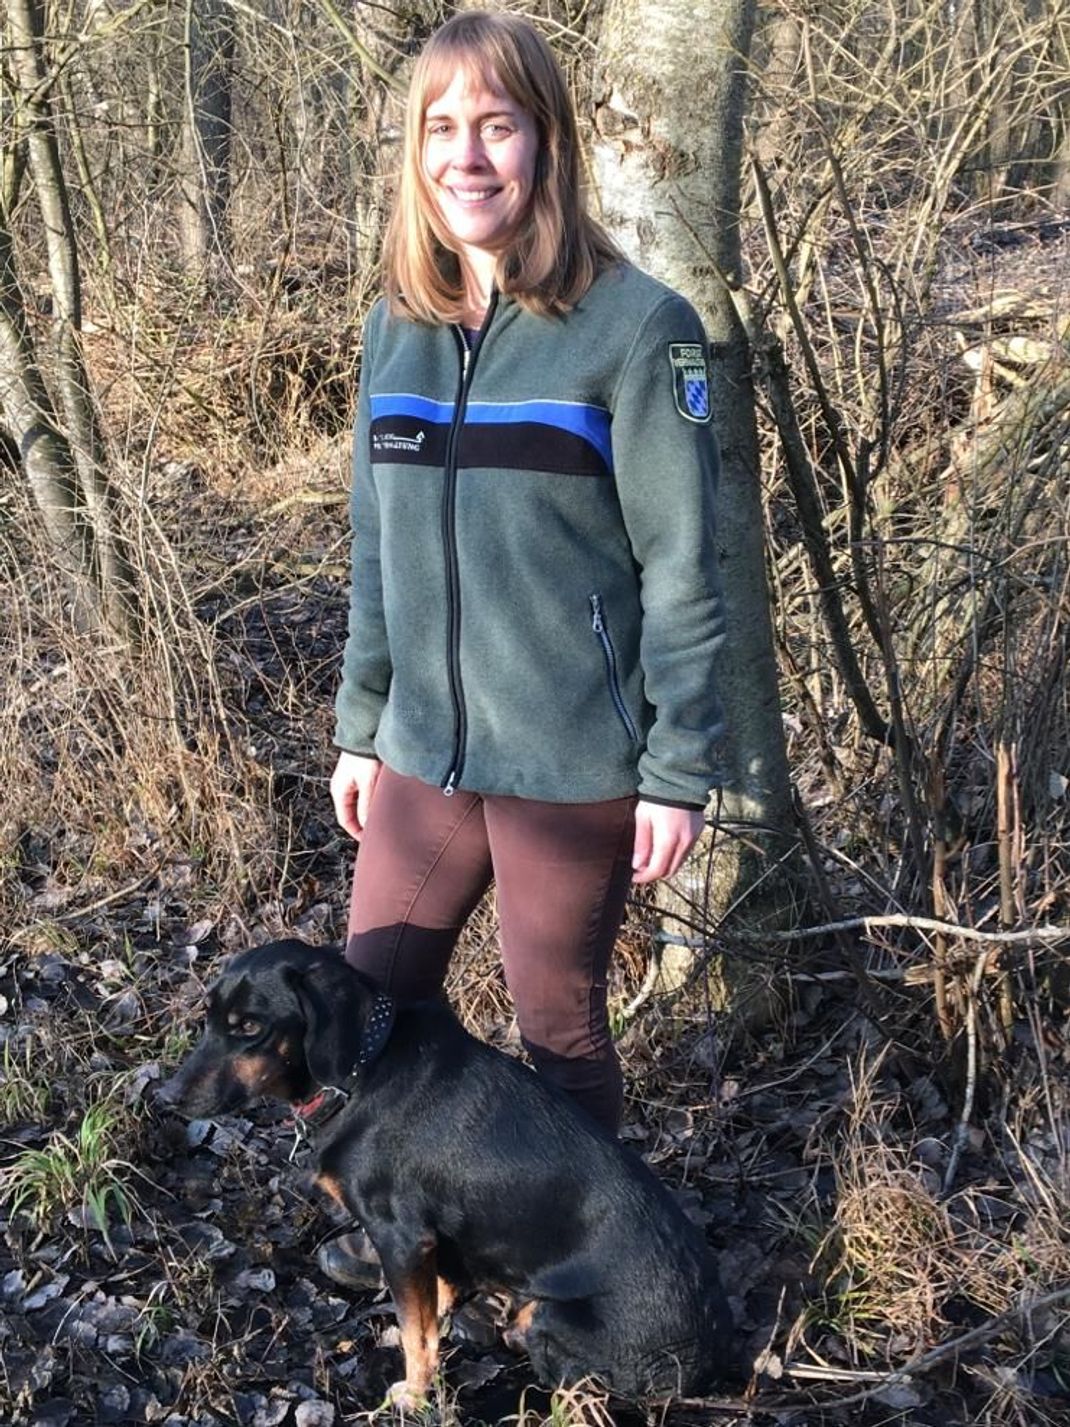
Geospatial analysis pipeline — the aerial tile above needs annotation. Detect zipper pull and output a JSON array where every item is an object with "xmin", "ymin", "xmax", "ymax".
[
  {"xmin": 443, "ymin": 770, "xmax": 457, "ymax": 797},
  {"xmin": 589, "ymin": 594, "xmax": 604, "ymax": 634}
]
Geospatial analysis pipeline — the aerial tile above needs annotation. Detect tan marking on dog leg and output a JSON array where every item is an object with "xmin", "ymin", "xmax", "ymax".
[
  {"xmin": 313, "ymin": 1172, "xmax": 349, "ymax": 1214},
  {"xmin": 385, "ymin": 1242, "xmax": 440, "ymax": 1401},
  {"xmin": 436, "ymin": 1276, "xmax": 458, "ymax": 1319},
  {"xmin": 503, "ymin": 1298, "xmax": 539, "ymax": 1351}
]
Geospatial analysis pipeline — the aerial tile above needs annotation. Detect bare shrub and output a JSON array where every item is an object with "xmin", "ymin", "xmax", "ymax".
[{"xmin": 0, "ymin": 475, "xmax": 275, "ymax": 920}]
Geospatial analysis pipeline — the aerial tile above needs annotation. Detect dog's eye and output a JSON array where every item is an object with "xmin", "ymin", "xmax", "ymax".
[{"xmin": 236, "ymin": 1018, "xmax": 263, "ymax": 1038}]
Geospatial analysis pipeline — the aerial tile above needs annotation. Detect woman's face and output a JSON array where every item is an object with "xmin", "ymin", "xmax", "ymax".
[{"xmin": 422, "ymin": 66, "xmax": 539, "ymax": 266}]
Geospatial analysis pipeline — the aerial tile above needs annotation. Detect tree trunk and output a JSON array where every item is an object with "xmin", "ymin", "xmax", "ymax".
[
  {"xmin": 5, "ymin": 0, "xmax": 139, "ymax": 638},
  {"xmin": 178, "ymin": 0, "xmax": 235, "ymax": 281},
  {"xmin": 0, "ymin": 212, "xmax": 89, "ymax": 576},
  {"xmin": 592, "ymin": 0, "xmax": 795, "ymax": 992},
  {"xmin": 344, "ymin": 1, "xmax": 444, "ymax": 265},
  {"xmin": 752, "ymin": 6, "xmax": 802, "ymax": 173},
  {"xmin": 1053, "ymin": 118, "xmax": 1070, "ymax": 209}
]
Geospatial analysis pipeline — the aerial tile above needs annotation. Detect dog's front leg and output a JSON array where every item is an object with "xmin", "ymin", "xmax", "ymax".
[{"xmin": 375, "ymin": 1227, "xmax": 441, "ymax": 1409}]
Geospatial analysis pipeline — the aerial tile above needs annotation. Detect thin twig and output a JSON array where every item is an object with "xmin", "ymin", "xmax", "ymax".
[
  {"xmin": 930, "ymin": 761, "xmax": 954, "ymax": 1039},
  {"xmin": 943, "ymin": 944, "xmax": 991, "ymax": 1194},
  {"xmin": 52, "ymin": 872, "xmax": 159, "ymax": 923},
  {"xmin": 620, "ymin": 948, "xmax": 663, "ymax": 1022}
]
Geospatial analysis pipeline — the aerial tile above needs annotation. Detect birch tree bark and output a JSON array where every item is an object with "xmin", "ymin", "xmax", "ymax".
[
  {"xmin": 592, "ymin": 0, "xmax": 795, "ymax": 969},
  {"xmin": 0, "ymin": 211, "xmax": 89, "ymax": 576}
]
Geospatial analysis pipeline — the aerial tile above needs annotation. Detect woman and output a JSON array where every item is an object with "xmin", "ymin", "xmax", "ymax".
[{"xmin": 330, "ymin": 10, "xmax": 723, "ymax": 1151}]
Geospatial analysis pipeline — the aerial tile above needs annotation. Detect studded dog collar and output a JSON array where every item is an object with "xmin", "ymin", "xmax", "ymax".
[{"xmin": 289, "ymin": 992, "xmax": 396, "ymax": 1155}]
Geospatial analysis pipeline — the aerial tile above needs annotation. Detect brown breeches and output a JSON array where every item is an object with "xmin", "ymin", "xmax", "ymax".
[{"xmin": 345, "ymin": 764, "xmax": 636, "ymax": 1132}]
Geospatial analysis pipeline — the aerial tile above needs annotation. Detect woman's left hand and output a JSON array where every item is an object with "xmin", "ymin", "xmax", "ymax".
[{"xmin": 631, "ymin": 801, "xmax": 705, "ymax": 884}]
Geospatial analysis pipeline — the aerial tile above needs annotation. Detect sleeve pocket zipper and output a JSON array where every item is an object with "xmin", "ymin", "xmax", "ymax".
[{"xmin": 589, "ymin": 594, "xmax": 639, "ymax": 742}]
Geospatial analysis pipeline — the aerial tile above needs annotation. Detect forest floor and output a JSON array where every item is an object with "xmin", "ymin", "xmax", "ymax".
[{"xmin": 3, "ymin": 884, "xmax": 1068, "ymax": 1427}]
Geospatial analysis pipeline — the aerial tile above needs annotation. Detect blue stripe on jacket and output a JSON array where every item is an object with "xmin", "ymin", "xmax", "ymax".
[{"xmin": 370, "ymin": 394, "xmax": 614, "ymax": 474}]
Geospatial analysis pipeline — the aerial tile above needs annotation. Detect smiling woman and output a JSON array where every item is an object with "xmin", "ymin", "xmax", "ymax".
[{"xmin": 329, "ymin": 10, "xmax": 725, "ymax": 1153}]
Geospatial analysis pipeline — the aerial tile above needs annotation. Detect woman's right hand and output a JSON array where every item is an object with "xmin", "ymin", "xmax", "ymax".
[{"xmin": 330, "ymin": 752, "xmax": 382, "ymax": 840}]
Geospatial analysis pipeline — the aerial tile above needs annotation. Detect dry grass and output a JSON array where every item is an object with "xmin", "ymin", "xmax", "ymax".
[
  {"xmin": 0, "ymin": 493, "xmax": 275, "ymax": 918},
  {"xmin": 773, "ymin": 1048, "xmax": 1070, "ymax": 1414},
  {"xmin": 805, "ymin": 1062, "xmax": 1000, "ymax": 1352}
]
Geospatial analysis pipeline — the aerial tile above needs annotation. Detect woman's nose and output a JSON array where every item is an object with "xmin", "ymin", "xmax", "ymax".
[{"xmin": 451, "ymin": 127, "xmax": 488, "ymax": 169}]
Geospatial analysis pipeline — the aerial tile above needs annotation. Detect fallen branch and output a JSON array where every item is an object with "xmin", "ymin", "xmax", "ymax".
[
  {"xmin": 264, "ymin": 489, "xmax": 347, "ymax": 516},
  {"xmin": 943, "ymin": 942, "xmax": 992, "ymax": 1194},
  {"xmin": 742, "ymin": 913, "xmax": 1070, "ymax": 946}
]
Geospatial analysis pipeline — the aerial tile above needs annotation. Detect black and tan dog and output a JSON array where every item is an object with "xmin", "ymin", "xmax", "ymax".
[{"xmin": 161, "ymin": 939, "xmax": 732, "ymax": 1405}]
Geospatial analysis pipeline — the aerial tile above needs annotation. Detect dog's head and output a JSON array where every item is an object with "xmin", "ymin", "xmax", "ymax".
[{"xmin": 158, "ymin": 940, "xmax": 395, "ymax": 1118}]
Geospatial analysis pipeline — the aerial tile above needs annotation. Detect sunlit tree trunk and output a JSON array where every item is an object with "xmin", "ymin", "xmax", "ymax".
[
  {"xmin": 592, "ymin": 0, "xmax": 795, "ymax": 982},
  {"xmin": 1053, "ymin": 121, "xmax": 1070, "ymax": 208},
  {"xmin": 0, "ymin": 212, "xmax": 89, "ymax": 574},
  {"xmin": 752, "ymin": 6, "xmax": 802, "ymax": 172}
]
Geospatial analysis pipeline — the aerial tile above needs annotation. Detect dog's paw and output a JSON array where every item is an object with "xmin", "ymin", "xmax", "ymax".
[{"xmin": 380, "ymin": 1380, "xmax": 430, "ymax": 1416}]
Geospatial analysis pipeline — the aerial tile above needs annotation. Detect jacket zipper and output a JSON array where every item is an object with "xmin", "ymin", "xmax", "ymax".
[
  {"xmin": 442, "ymin": 294, "xmax": 498, "ymax": 795},
  {"xmin": 589, "ymin": 594, "xmax": 639, "ymax": 742}
]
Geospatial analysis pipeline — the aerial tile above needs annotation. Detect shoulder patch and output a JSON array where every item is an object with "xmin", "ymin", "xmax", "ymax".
[{"xmin": 668, "ymin": 342, "xmax": 712, "ymax": 424}]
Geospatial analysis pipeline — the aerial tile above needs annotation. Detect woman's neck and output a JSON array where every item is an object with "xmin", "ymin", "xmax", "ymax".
[{"xmin": 459, "ymin": 249, "xmax": 496, "ymax": 328}]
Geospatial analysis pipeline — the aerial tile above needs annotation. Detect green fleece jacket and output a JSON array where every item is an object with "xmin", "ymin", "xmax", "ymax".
[{"xmin": 334, "ymin": 261, "xmax": 725, "ymax": 808}]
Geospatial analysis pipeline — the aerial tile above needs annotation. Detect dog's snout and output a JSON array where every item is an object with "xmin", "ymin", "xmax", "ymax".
[{"xmin": 155, "ymin": 1037, "xmax": 222, "ymax": 1114}]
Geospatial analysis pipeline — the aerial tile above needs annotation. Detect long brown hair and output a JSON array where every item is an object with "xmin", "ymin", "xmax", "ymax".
[{"xmin": 383, "ymin": 10, "xmax": 621, "ymax": 323}]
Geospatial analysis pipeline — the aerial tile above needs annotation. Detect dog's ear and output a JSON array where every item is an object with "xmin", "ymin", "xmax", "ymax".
[{"xmin": 286, "ymin": 959, "xmax": 362, "ymax": 1085}]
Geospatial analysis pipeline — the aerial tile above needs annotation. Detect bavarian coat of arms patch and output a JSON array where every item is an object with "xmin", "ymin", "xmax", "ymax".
[{"xmin": 667, "ymin": 342, "xmax": 712, "ymax": 424}]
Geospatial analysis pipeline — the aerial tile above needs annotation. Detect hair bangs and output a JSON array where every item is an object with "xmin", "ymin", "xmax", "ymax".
[{"xmin": 415, "ymin": 15, "xmax": 553, "ymax": 134}]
